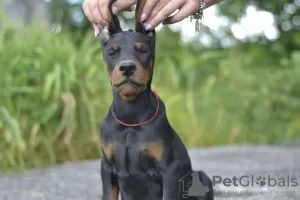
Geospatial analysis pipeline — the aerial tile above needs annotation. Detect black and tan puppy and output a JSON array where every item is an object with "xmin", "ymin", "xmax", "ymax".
[{"xmin": 99, "ymin": 0, "xmax": 214, "ymax": 199}]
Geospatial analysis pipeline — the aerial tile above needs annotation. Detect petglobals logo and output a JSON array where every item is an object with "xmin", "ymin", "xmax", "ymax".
[{"xmin": 212, "ymin": 175, "xmax": 299, "ymax": 188}]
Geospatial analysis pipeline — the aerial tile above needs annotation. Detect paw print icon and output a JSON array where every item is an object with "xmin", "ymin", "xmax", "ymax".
[{"xmin": 256, "ymin": 176, "xmax": 266, "ymax": 187}]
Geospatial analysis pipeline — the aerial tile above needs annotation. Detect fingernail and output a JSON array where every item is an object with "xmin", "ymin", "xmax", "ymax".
[
  {"xmin": 131, "ymin": 5, "xmax": 136, "ymax": 11},
  {"xmin": 144, "ymin": 23, "xmax": 152, "ymax": 31},
  {"xmin": 112, "ymin": 7, "xmax": 118, "ymax": 14},
  {"xmin": 98, "ymin": 24, "xmax": 103, "ymax": 29},
  {"xmin": 141, "ymin": 13, "xmax": 147, "ymax": 22},
  {"xmin": 95, "ymin": 30, "xmax": 100, "ymax": 37}
]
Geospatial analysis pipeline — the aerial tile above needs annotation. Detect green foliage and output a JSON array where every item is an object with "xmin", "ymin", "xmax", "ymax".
[
  {"xmin": 0, "ymin": 24, "xmax": 107, "ymax": 171},
  {"xmin": 217, "ymin": 0, "xmax": 300, "ymax": 53},
  {"xmin": 48, "ymin": 0, "xmax": 300, "ymax": 56},
  {"xmin": 0, "ymin": 24, "xmax": 300, "ymax": 172}
]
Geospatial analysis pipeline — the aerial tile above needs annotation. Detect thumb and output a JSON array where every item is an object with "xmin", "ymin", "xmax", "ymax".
[
  {"xmin": 123, "ymin": 5, "xmax": 136, "ymax": 12},
  {"xmin": 112, "ymin": 0, "xmax": 135, "ymax": 13}
]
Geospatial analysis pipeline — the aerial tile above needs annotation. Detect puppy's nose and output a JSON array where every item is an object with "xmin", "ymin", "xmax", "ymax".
[{"xmin": 119, "ymin": 61, "xmax": 137, "ymax": 76}]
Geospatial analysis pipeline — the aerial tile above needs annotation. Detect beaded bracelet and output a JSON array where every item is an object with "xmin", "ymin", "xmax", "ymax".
[{"xmin": 189, "ymin": 0, "xmax": 205, "ymax": 33}]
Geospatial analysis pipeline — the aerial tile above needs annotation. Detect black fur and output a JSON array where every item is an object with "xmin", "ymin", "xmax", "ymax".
[{"xmin": 99, "ymin": 1, "xmax": 214, "ymax": 199}]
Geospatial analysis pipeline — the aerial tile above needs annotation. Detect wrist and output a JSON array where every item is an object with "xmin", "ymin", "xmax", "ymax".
[{"xmin": 204, "ymin": 0, "xmax": 223, "ymax": 9}]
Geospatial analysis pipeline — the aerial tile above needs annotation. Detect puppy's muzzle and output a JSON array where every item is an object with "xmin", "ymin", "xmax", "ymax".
[{"xmin": 119, "ymin": 60, "xmax": 137, "ymax": 77}]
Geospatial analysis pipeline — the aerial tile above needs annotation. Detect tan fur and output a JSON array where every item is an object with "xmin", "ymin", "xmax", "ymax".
[
  {"xmin": 135, "ymin": 43, "xmax": 142, "ymax": 50},
  {"xmin": 140, "ymin": 141, "xmax": 164, "ymax": 161},
  {"xmin": 111, "ymin": 185, "xmax": 119, "ymax": 200},
  {"xmin": 109, "ymin": 61, "xmax": 150, "ymax": 101},
  {"xmin": 112, "ymin": 44, "xmax": 120, "ymax": 51},
  {"xmin": 101, "ymin": 142, "xmax": 116, "ymax": 160}
]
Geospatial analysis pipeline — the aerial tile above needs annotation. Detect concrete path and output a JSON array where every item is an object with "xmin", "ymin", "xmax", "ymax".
[{"xmin": 0, "ymin": 145, "xmax": 299, "ymax": 200}]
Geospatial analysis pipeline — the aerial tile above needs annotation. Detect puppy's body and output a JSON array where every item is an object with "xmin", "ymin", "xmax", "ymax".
[
  {"xmin": 101, "ymin": 90, "xmax": 198, "ymax": 200},
  {"xmin": 99, "ymin": 1, "xmax": 214, "ymax": 199}
]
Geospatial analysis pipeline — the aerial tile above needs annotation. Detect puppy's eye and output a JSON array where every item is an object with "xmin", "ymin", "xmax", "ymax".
[
  {"xmin": 139, "ymin": 48, "xmax": 148, "ymax": 55},
  {"xmin": 109, "ymin": 51, "xmax": 117, "ymax": 57}
]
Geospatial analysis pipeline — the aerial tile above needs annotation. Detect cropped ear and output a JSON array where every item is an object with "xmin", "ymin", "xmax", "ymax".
[
  {"xmin": 135, "ymin": 0, "xmax": 156, "ymax": 46},
  {"xmin": 107, "ymin": 0, "xmax": 122, "ymax": 36},
  {"xmin": 135, "ymin": 0, "xmax": 147, "ymax": 34},
  {"xmin": 147, "ymin": 30, "xmax": 156, "ymax": 49}
]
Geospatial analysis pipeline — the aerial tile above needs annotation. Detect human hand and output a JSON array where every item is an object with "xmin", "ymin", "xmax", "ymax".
[
  {"xmin": 82, "ymin": 0, "xmax": 136, "ymax": 36},
  {"xmin": 140, "ymin": 0, "xmax": 224, "ymax": 31}
]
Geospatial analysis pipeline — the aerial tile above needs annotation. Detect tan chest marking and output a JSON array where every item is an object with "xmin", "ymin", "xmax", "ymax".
[
  {"xmin": 140, "ymin": 141, "xmax": 164, "ymax": 161},
  {"xmin": 101, "ymin": 142, "xmax": 117, "ymax": 160}
]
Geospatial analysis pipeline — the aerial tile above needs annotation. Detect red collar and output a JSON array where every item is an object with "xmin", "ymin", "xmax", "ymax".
[{"xmin": 111, "ymin": 91, "xmax": 160, "ymax": 127}]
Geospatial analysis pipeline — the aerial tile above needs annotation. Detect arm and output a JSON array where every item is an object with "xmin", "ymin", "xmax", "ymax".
[{"xmin": 205, "ymin": 0, "xmax": 224, "ymax": 8}]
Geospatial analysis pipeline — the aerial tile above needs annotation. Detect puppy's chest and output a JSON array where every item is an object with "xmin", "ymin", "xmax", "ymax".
[{"xmin": 100, "ymin": 129, "xmax": 164, "ymax": 167}]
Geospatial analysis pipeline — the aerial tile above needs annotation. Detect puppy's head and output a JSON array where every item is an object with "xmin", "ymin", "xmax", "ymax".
[{"xmin": 101, "ymin": 0, "xmax": 156, "ymax": 101}]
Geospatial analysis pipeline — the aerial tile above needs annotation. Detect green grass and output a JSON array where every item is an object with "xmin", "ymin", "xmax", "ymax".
[{"xmin": 0, "ymin": 23, "xmax": 300, "ymax": 172}]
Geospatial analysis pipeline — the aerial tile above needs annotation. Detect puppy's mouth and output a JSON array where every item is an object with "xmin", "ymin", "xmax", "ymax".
[
  {"xmin": 113, "ymin": 79, "xmax": 145, "ymax": 87},
  {"xmin": 112, "ymin": 78, "xmax": 147, "ymax": 100}
]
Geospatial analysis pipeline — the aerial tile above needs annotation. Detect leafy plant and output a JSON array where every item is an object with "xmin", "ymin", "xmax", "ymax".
[{"xmin": 0, "ymin": 23, "xmax": 299, "ymax": 172}]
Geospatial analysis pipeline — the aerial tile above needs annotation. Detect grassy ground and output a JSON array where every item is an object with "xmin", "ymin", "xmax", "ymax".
[{"xmin": 1, "ymin": 24, "xmax": 300, "ymax": 172}]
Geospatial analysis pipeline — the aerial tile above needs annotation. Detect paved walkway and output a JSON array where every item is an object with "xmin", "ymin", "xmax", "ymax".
[{"xmin": 0, "ymin": 145, "xmax": 299, "ymax": 200}]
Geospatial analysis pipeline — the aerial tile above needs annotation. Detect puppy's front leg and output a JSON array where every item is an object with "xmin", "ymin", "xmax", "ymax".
[
  {"xmin": 101, "ymin": 158, "xmax": 119, "ymax": 200},
  {"xmin": 162, "ymin": 160, "xmax": 183, "ymax": 200}
]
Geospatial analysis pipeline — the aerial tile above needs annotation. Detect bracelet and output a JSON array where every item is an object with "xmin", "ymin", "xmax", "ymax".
[{"xmin": 190, "ymin": 0, "xmax": 205, "ymax": 33}]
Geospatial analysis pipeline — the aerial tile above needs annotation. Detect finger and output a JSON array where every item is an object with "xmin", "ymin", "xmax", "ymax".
[
  {"xmin": 163, "ymin": 1, "xmax": 199, "ymax": 25},
  {"xmin": 123, "ymin": 7, "xmax": 134, "ymax": 12},
  {"xmin": 205, "ymin": 0, "xmax": 223, "ymax": 8},
  {"xmin": 123, "ymin": 4, "xmax": 136, "ymax": 12},
  {"xmin": 123, "ymin": 8, "xmax": 133, "ymax": 12},
  {"xmin": 98, "ymin": 1, "xmax": 110, "ymax": 26},
  {"xmin": 140, "ymin": 0, "xmax": 160, "ymax": 22},
  {"xmin": 113, "ymin": 0, "xmax": 136, "ymax": 13},
  {"xmin": 144, "ymin": 0, "xmax": 184, "ymax": 31},
  {"xmin": 93, "ymin": 24, "xmax": 102, "ymax": 37},
  {"xmin": 131, "ymin": 4, "xmax": 136, "ymax": 11},
  {"xmin": 145, "ymin": 0, "xmax": 169, "ymax": 23},
  {"xmin": 82, "ymin": 0, "xmax": 97, "ymax": 24},
  {"xmin": 83, "ymin": 1, "xmax": 101, "ymax": 35},
  {"xmin": 88, "ymin": 1, "xmax": 108, "ymax": 27}
]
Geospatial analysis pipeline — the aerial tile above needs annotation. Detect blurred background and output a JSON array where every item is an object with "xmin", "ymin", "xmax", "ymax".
[{"xmin": 0, "ymin": 0, "xmax": 299, "ymax": 172}]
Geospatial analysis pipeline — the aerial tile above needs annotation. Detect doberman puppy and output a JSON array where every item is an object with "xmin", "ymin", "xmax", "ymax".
[{"xmin": 99, "ymin": 0, "xmax": 214, "ymax": 199}]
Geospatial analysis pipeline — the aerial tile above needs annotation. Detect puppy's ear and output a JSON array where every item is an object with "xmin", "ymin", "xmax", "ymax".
[
  {"xmin": 147, "ymin": 30, "xmax": 156, "ymax": 43},
  {"xmin": 135, "ymin": 0, "xmax": 147, "ymax": 34},
  {"xmin": 107, "ymin": 0, "xmax": 122, "ymax": 36},
  {"xmin": 135, "ymin": 0, "xmax": 156, "ymax": 45},
  {"xmin": 146, "ymin": 30, "xmax": 156, "ymax": 54}
]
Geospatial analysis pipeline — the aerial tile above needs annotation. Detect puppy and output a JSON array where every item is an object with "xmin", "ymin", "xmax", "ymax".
[{"xmin": 99, "ymin": 0, "xmax": 214, "ymax": 199}]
